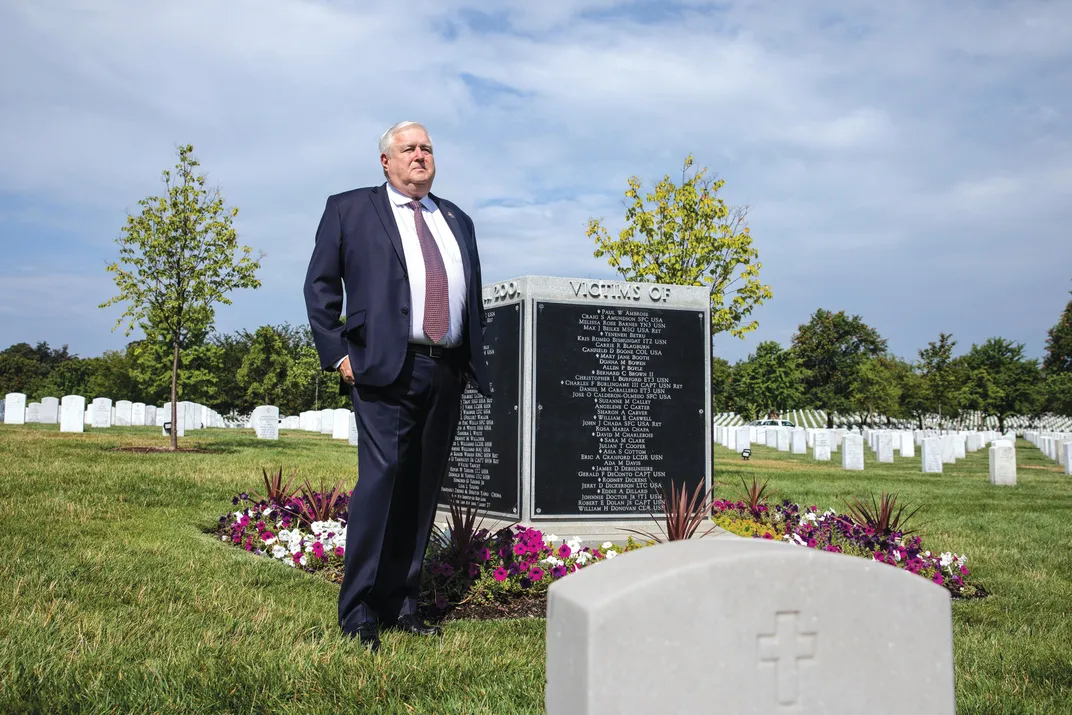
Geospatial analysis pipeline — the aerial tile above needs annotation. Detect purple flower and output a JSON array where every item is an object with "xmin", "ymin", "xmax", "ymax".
[
  {"xmin": 260, "ymin": 531, "xmax": 275, "ymax": 541},
  {"xmin": 435, "ymin": 594, "xmax": 449, "ymax": 610},
  {"xmin": 334, "ymin": 546, "xmax": 344, "ymax": 557},
  {"xmin": 478, "ymin": 548, "xmax": 491, "ymax": 562},
  {"xmin": 468, "ymin": 563, "xmax": 480, "ymax": 578},
  {"xmin": 551, "ymin": 565, "xmax": 568, "ymax": 579}
]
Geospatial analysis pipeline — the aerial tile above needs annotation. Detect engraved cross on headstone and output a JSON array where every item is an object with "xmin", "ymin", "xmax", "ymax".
[{"xmin": 757, "ymin": 611, "xmax": 817, "ymax": 706}]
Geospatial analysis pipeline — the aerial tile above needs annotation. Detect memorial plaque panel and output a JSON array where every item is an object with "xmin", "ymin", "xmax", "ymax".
[
  {"xmin": 533, "ymin": 302, "xmax": 705, "ymax": 517},
  {"xmin": 442, "ymin": 304, "xmax": 522, "ymax": 517}
]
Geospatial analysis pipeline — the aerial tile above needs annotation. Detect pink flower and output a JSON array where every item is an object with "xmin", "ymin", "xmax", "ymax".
[
  {"xmin": 513, "ymin": 543, "xmax": 526, "ymax": 556},
  {"xmin": 932, "ymin": 572, "xmax": 944, "ymax": 585},
  {"xmin": 558, "ymin": 544, "xmax": 571, "ymax": 559},
  {"xmin": 292, "ymin": 553, "xmax": 302, "ymax": 564},
  {"xmin": 478, "ymin": 548, "xmax": 491, "ymax": 562},
  {"xmin": 494, "ymin": 567, "xmax": 508, "ymax": 582},
  {"xmin": 311, "ymin": 542, "xmax": 325, "ymax": 559},
  {"xmin": 529, "ymin": 567, "xmax": 545, "ymax": 581},
  {"xmin": 260, "ymin": 531, "xmax": 275, "ymax": 541}
]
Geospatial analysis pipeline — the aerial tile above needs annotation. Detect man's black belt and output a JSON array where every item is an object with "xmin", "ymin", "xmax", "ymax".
[{"xmin": 407, "ymin": 343, "xmax": 461, "ymax": 360}]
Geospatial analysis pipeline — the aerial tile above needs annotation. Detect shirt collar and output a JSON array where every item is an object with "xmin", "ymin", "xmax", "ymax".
[{"xmin": 386, "ymin": 182, "xmax": 436, "ymax": 212}]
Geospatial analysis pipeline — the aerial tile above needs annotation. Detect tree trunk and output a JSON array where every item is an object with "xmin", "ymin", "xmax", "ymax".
[
  {"xmin": 170, "ymin": 338, "xmax": 180, "ymax": 451},
  {"xmin": 998, "ymin": 414, "xmax": 1005, "ymax": 433},
  {"xmin": 826, "ymin": 412, "xmax": 833, "ymax": 429}
]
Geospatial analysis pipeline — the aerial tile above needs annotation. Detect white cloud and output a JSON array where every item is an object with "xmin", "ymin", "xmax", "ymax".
[{"xmin": 0, "ymin": 0, "xmax": 1069, "ymax": 364}]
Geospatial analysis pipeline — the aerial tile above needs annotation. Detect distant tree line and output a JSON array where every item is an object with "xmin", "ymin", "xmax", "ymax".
[
  {"xmin": 0, "ymin": 324, "xmax": 350, "ymax": 417},
  {"xmin": 712, "ymin": 292, "xmax": 1072, "ymax": 431}
]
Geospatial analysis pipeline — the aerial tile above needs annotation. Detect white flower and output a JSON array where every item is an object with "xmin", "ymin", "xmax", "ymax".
[
  {"xmin": 547, "ymin": 534, "xmax": 559, "ymax": 543},
  {"xmin": 289, "ymin": 541, "xmax": 302, "ymax": 555},
  {"xmin": 220, "ymin": 535, "xmax": 228, "ymax": 541},
  {"xmin": 263, "ymin": 507, "xmax": 273, "ymax": 518},
  {"xmin": 604, "ymin": 550, "xmax": 618, "ymax": 559},
  {"xmin": 278, "ymin": 529, "xmax": 291, "ymax": 542},
  {"xmin": 939, "ymin": 552, "xmax": 954, "ymax": 568},
  {"xmin": 601, "ymin": 541, "xmax": 614, "ymax": 550},
  {"xmin": 262, "ymin": 537, "xmax": 276, "ymax": 546},
  {"xmin": 543, "ymin": 555, "xmax": 562, "ymax": 567},
  {"xmin": 567, "ymin": 538, "xmax": 581, "ymax": 553},
  {"xmin": 285, "ymin": 560, "xmax": 296, "ymax": 568},
  {"xmin": 272, "ymin": 545, "xmax": 287, "ymax": 559},
  {"xmin": 299, "ymin": 555, "xmax": 308, "ymax": 566},
  {"xmin": 575, "ymin": 552, "xmax": 592, "ymax": 565}
]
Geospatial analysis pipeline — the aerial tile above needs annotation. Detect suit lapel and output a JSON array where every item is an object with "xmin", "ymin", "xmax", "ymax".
[
  {"xmin": 371, "ymin": 184, "xmax": 408, "ymax": 272},
  {"xmin": 432, "ymin": 194, "xmax": 472, "ymax": 286}
]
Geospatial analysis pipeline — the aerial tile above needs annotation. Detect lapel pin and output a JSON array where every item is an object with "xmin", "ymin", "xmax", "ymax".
[{"xmin": 446, "ymin": 210, "xmax": 454, "ymax": 218}]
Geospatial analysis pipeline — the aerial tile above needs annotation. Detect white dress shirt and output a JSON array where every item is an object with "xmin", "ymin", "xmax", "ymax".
[{"xmin": 385, "ymin": 182, "xmax": 468, "ymax": 347}]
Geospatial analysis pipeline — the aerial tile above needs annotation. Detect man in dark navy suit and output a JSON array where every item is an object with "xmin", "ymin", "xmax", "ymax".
[{"xmin": 304, "ymin": 121, "xmax": 489, "ymax": 652}]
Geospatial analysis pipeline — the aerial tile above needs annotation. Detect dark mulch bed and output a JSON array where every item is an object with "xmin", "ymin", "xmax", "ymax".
[
  {"xmin": 111, "ymin": 446, "xmax": 218, "ymax": 454},
  {"xmin": 433, "ymin": 598, "xmax": 547, "ymax": 622}
]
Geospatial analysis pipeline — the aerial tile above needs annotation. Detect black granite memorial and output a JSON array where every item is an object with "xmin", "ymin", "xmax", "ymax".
[
  {"xmin": 439, "ymin": 276, "xmax": 711, "ymax": 526},
  {"xmin": 533, "ymin": 302, "xmax": 707, "ymax": 517},
  {"xmin": 441, "ymin": 303, "xmax": 522, "ymax": 517}
]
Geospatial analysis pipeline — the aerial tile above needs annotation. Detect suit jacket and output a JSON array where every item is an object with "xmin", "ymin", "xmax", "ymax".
[{"xmin": 304, "ymin": 183, "xmax": 490, "ymax": 397}]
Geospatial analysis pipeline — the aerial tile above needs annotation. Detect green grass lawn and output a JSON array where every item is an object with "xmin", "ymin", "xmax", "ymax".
[{"xmin": 1, "ymin": 425, "xmax": 1070, "ymax": 713}]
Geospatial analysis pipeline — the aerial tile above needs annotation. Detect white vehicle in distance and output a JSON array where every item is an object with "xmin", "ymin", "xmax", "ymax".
[{"xmin": 747, "ymin": 418, "xmax": 796, "ymax": 428}]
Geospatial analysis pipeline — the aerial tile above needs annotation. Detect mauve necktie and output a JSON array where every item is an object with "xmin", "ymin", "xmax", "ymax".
[{"xmin": 407, "ymin": 200, "xmax": 449, "ymax": 343}]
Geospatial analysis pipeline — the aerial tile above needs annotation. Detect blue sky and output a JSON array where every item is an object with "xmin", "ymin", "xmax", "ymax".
[{"xmin": 1, "ymin": 0, "xmax": 1069, "ymax": 364}]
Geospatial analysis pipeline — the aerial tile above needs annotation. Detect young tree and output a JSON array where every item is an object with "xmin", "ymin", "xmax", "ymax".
[
  {"xmin": 100, "ymin": 144, "xmax": 261, "ymax": 449},
  {"xmin": 710, "ymin": 356, "xmax": 732, "ymax": 412},
  {"xmin": 586, "ymin": 155, "xmax": 772, "ymax": 339},
  {"xmin": 851, "ymin": 355, "xmax": 903, "ymax": 426},
  {"xmin": 1043, "ymin": 288, "xmax": 1072, "ymax": 375},
  {"xmin": 792, "ymin": 310, "xmax": 887, "ymax": 427},
  {"xmin": 962, "ymin": 337, "xmax": 1042, "ymax": 432},
  {"xmin": 917, "ymin": 333, "xmax": 961, "ymax": 429}
]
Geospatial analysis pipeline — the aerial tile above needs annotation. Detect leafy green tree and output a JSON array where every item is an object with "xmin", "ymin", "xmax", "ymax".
[
  {"xmin": 0, "ymin": 344, "xmax": 47, "ymax": 396},
  {"xmin": 897, "ymin": 366, "xmax": 931, "ymax": 429},
  {"xmin": 792, "ymin": 310, "xmax": 887, "ymax": 428},
  {"xmin": 729, "ymin": 341, "xmax": 808, "ymax": 419},
  {"xmin": 210, "ymin": 331, "xmax": 253, "ymax": 415},
  {"xmin": 710, "ymin": 356, "xmax": 732, "ymax": 411},
  {"xmin": 587, "ymin": 155, "xmax": 772, "ymax": 339},
  {"xmin": 917, "ymin": 333, "xmax": 962, "ymax": 429},
  {"xmin": 1044, "ymin": 372, "xmax": 1072, "ymax": 415},
  {"xmin": 851, "ymin": 355, "xmax": 903, "ymax": 426},
  {"xmin": 129, "ymin": 330, "xmax": 224, "ymax": 407},
  {"xmin": 83, "ymin": 349, "xmax": 141, "ymax": 402},
  {"xmin": 237, "ymin": 326, "xmax": 294, "ymax": 409},
  {"xmin": 1043, "ymin": 288, "xmax": 1072, "ymax": 375},
  {"xmin": 100, "ymin": 144, "xmax": 261, "ymax": 449},
  {"xmin": 961, "ymin": 338, "xmax": 1042, "ymax": 432},
  {"xmin": 36, "ymin": 357, "xmax": 93, "ymax": 399}
]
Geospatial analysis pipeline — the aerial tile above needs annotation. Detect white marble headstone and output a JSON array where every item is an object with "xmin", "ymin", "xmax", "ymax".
[
  {"xmin": 348, "ymin": 413, "xmax": 359, "ymax": 446},
  {"xmin": 319, "ymin": 408, "xmax": 335, "ymax": 435},
  {"xmin": 91, "ymin": 398, "xmax": 112, "ymax": 428},
  {"xmin": 988, "ymin": 444, "xmax": 1016, "ymax": 486},
  {"xmin": 841, "ymin": 434, "xmax": 864, "ymax": 471},
  {"xmin": 791, "ymin": 429, "xmax": 807, "ymax": 455},
  {"xmin": 131, "ymin": 402, "xmax": 146, "ymax": 426},
  {"xmin": 253, "ymin": 406, "xmax": 280, "ymax": 440},
  {"xmin": 332, "ymin": 408, "xmax": 350, "ymax": 440},
  {"xmin": 776, "ymin": 429, "xmax": 790, "ymax": 452},
  {"xmin": 812, "ymin": 431, "xmax": 831, "ymax": 461},
  {"xmin": 26, "ymin": 402, "xmax": 41, "ymax": 423},
  {"xmin": 546, "ymin": 539, "xmax": 955, "ymax": 715},
  {"xmin": 735, "ymin": 426, "xmax": 750, "ymax": 453},
  {"xmin": 115, "ymin": 400, "xmax": 133, "ymax": 426},
  {"xmin": 921, "ymin": 438, "xmax": 943, "ymax": 474},
  {"xmin": 876, "ymin": 433, "xmax": 894, "ymax": 463},
  {"xmin": 60, "ymin": 395, "xmax": 86, "ymax": 433},
  {"xmin": 40, "ymin": 396, "xmax": 60, "ymax": 424},
  {"xmin": 899, "ymin": 432, "xmax": 915, "ymax": 459}
]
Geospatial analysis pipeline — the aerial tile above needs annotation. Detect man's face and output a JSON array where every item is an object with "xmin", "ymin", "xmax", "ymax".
[{"xmin": 382, "ymin": 127, "xmax": 435, "ymax": 197}]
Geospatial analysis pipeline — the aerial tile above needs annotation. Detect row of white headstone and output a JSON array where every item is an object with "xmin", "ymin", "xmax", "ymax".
[
  {"xmin": 715, "ymin": 425, "xmax": 1018, "ymax": 484},
  {"xmin": 1024, "ymin": 431, "xmax": 1072, "ymax": 475},
  {"xmin": 1, "ymin": 392, "xmax": 227, "ymax": 436},
  {"xmin": 249, "ymin": 406, "xmax": 358, "ymax": 446}
]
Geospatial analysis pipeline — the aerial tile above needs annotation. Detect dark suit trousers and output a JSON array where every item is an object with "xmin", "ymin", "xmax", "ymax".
[{"xmin": 338, "ymin": 351, "xmax": 463, "ymax": 630}]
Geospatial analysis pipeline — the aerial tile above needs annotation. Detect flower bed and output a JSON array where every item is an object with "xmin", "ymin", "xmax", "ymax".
[
  {"xmin": 710, "ymin": 499, "xmax": 985, "ymax": 598},
  {"xmin": 214, "ymin": 490, "xmax": 984, "ymax": 620}
]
